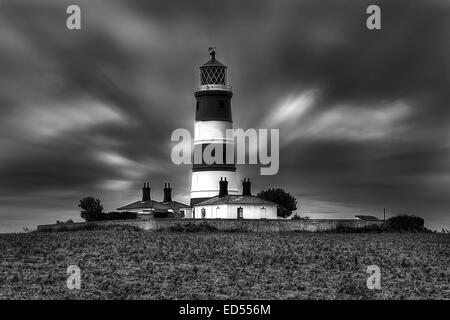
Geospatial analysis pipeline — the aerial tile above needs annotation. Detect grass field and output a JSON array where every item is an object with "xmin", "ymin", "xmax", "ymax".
[{"xmin": 0, "ymin": 226, "xmax": 448, "ymax": 299}]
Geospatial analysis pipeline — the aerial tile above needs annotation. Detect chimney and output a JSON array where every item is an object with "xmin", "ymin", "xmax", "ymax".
[
  {"xmin": 218, "ymin": 177, "xmax": 228, "ymax": 198},
  {"xmin": 163, "ymin": 183, "xmax": 172, "ymax": 203},
  {"xmin": 242, "ymin": 178, "xmax": 251, "ymax": 196},
  {"xmin": 142, "ymin": 183, "xmax": 147, "ymax": 201},
  {"xmin": 142, "ymin": 182, "xmax": 151, "ymax": 201}
]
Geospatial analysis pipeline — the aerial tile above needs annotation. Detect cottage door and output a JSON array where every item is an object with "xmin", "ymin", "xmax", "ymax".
[{"xmin": 237, "ymin": 207, "xmax": 243, "ymax": 219}]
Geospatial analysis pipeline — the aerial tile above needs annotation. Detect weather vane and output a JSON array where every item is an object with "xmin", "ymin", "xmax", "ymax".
[{"xmin": 208, "ymin": 46, "xmax": 216, "ymax": 59}]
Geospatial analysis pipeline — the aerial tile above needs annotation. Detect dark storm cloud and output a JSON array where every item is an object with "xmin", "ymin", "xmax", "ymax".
[{"xmin": 0, "ymin": 0, "xmax": 449, "ymax": 231}]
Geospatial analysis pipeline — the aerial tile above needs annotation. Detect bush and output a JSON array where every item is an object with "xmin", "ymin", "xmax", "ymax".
[
  {"xmin": 386, "ymin": 215, "xmax": 425, "ymax": 232},
  {"xmin": 331, "ymin": 215, "xmax": 427, "ymax": 233},
  {"xmin": 167, "ymin": 222, "xmax": 218, "ymax": 233},
  {"xmin": 292, "ymin": 215, "xmax": 310, "ymax": 220},
  {"xmin": 48, "ymin": 224, "xmax": 140, "ymax": 233},
  {"xmin": 44, "ymin": 223, "xmax": 101, "ymax": 232},
  {"xmin": 153, "ymin": 211, "xmax": 184, "ymax": 219},
  {"xmin": 334, "ymin": 224, "xmax": 385, "ymax": 233},
  {"xmin": 102, "ymin": 212, "xmax": 137, "ymax": 221},
  {"xmin": 154, "ymin": 211, "xmax": 170, "ymax": 219},
  {"xmin": 101, "ymin": 225, "xmax": 141, "ymax": 232},
  {"xmin": 56, "ymin": 219, "xmax": 74, "ymax": 225}
]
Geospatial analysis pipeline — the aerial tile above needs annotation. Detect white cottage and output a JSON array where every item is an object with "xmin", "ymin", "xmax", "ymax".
[{"xmin": 191, "ymin": 178, "xmax": 278, "ymax": 219}]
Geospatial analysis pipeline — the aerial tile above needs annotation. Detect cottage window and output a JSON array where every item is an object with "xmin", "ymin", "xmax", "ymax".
[{"xmin": 201, "ymin": 208, "xmax": 206, "ymax": 218}]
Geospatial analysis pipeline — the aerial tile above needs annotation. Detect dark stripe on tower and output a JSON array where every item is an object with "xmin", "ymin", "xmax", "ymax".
[
  {"xmin": 192, "ymin": 165, "xmax": 236, "ymax": 172},
  {"xmin": 192, "ymin": 143, "xmax": 236, "ymax": 172},
  {"xmin": 195, "ymin": 90, "xmax": 233, "ymax": 122}
]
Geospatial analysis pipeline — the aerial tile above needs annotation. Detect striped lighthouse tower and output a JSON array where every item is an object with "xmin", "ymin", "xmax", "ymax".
[{"xmin": 190, "ymin": 48, "xmax": 239, "ymax": 206}]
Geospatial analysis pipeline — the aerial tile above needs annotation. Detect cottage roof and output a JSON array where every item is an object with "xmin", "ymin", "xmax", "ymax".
[
  {"xmin": 116, "ymin": 200, "xmax": 170, "ymax": 212},
  {"xmin": 355, "ymin": 215, "xmax": 380, "ymax": 221},
  {"xmin": 163, "ymin": 200, "xmax": 191, "ymax": 210},
  {"xmin": 195, "ymin": 195, "xmax": 276, "ymax": 207}
]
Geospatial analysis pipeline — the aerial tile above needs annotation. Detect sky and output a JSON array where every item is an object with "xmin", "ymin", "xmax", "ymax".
[{"xmin": 0, "ymin": 0, "xmax": 449, "ymax": 232}]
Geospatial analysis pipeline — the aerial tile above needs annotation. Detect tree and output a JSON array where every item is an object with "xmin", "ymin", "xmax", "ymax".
[
  {"xmin": 257, "ymin": 188, "xmax": 297, "ymax": 218},
  {"xmin": 78, "ymin": 197, "xmax": 104, "ymax": 221}
]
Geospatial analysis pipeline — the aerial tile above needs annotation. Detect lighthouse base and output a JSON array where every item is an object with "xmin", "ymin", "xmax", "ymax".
[{"xmin": 190, "ymin": 170, "xmax": 239, "ymax": 206}]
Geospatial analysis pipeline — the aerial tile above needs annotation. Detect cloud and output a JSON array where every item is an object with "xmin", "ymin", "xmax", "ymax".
[
  {"xmin": 300, "ymin": 101, "xmax": 411, "ymax": 141},
  {"xmin": 98, "ymin": 179, "xmax": 134, "ymax": 192},
  {"xmin": 262, "ymin": 90, "xmax": 317, "ymax": 129},
  {"xmin": 1, "ymin": 100, "xmax": 126, "ymax": 142},
  {"xmin": 261, "ymin": 90, "xmax": 411, "ymax": 145}
]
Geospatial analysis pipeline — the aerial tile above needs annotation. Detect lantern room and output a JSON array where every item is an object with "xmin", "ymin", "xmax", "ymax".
[{"xmin": 198, "ymin": 47, "xmax": 231, "ymax": 91}]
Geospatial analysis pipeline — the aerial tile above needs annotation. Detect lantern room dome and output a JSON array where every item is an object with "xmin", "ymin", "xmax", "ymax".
[{"xmin": 201, "ymin": 56, "xmax": 226, "ymax": 68}]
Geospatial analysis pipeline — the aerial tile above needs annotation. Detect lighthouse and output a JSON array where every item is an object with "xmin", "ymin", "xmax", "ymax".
[{"xmin": 190, "ymin": 48, "xmax": 239, "ymax": 206}]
